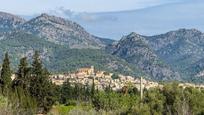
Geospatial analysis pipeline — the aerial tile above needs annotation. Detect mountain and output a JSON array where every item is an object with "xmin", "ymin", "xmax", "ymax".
[
  {"xmin": 0, "ymin": 12, "xmax": 140, "ymax": 77},
  {"xmin": 19, "ymin": 13, "xmax": 111, "ymax": 49},
  {"xmin": 107, "ymin": 32, "xmax": 181, "ymax": 81},
  {"xmin": 145, "ymin": 29, "xmax": 204, "ymax": 81},
  {"xmin": 1, "ymin": 11, "xmax": 204, "ymax": 82},
  {"xmin": 0, "ymin": 30, "xmax": 141, "ymax": 76},
  {"xmin": 0, "ymin": 12, "xmax": 25, "ymax": 33}
]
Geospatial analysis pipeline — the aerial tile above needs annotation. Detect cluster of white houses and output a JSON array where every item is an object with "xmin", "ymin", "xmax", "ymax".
[
  {"xmin": 50, "ymin": 66, "xmax": 162, "ymax": 91},
  {"xmin": 10, "ymin": 66, "xmax": 204, "ymax": 91}
]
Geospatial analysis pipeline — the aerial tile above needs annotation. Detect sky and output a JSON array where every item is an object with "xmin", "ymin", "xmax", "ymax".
[
  {"xmin": 0, "ymin": 0, "xmax": 185, "ymax": 15},
  {"xmin": 1, "ymin": 0, "xmax": 201, "ymax": 39}
]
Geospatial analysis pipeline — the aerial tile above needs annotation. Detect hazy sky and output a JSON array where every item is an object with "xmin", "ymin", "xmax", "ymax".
[{"xmin": 0, "ymin": 0, "xmax": 185, "ymax": 15}]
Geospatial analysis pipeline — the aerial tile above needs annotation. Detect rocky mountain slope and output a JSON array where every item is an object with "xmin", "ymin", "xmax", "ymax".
[
  {"xmin": 0, "ymin": 12, "xmax": 25, "ymax": 32},
  {"xmin": 145, "ymin": 29, "xmax": 204, "ymax": 81},
  {"xmin": 0, "ymin": 12, "xmax": 141, "ymax": 77},
  {"xmin": 19, "ymin": 13, "xmax": 110, "ymax": 49},
  {"xmin": 0, "ymin": 30, "xmax": 141, "ymax": 76},
  {"xmin": 107, "ymin": 32, "xmax": 181, "ymax": 81}
]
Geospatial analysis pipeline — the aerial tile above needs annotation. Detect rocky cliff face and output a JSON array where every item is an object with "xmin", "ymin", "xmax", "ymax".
[
  {"xmin": 0, "ymin": 30, "xmax": 138, "ymax": 76},
  {"xmin": 146, "ymin": 29, "xmax": 204, "ymax": 80},
  {"xmin": 109, "ymin": 32, "xmax": 181, "ymax": 81},
  {"xmin": 19, "ymin": 13, "xmax": 107, "ymax": 49},
  {"xmin": 0, "ymin": 12, "xmax": 25, "ymax": 32}
]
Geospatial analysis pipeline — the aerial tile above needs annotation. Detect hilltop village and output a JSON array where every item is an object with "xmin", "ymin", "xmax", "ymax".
[
  {"xmin": 50, "ymin": 66, "xmax": 161, "ymax": 91},
  {"xmin": 10, "ymin": 65, "xmax": 204, "ymax": 91},
  {"xmin": 50, "ymin": 66, "xmax": 204, "ymax": 91}
]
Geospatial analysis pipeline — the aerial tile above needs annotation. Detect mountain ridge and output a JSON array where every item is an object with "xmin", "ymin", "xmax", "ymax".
[
  {"xmin": 19, "ymin": 13, "xmax": 110, "ymax": 49},
  {"xmin": 0, "ymin": 11, "xmax": 25, "ymax": 32},
  {"xmin": 108, "ymin": 32, "xmax": 181, "ymax": 81},
  {"xmin": 0, "ymin": 11, "xmax": 204, "ymax": 82}
]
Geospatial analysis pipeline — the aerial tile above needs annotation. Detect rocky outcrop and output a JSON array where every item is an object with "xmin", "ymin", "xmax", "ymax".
[
  {"xmin": 0, "ymin": 12, "xmax": 25, "ymax": 32},
  {"xmin": 19, "ymin": 13, "xmax": 107, "ymax": 49},
  {"xmin": 146, "ymin": 29, "xmax": 204, "ymax": 80},
  {"xmin": 109, "ymin": 32, "xmax": 181, "ymax": 81}
]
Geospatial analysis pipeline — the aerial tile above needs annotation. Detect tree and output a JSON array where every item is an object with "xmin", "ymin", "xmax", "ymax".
[
  {"xmin": 12, "ymin": 57, "xmax": 31, "ymax": 91},
  {"xmin": 143, "ymin": 88, "xmax": 165, "ymax": 115},
  {"xmin": 162, "ymin": 83, "xmax": 183, "ymax": 115},
  {"xmin": 10, "ymin": 57, "xmax": 37, "ymax": 114},
  {"xmin": 184, "ymin": 87, "xmax": 204, "ymax": 114},
  {"xmin": 60, "ymin": 79, "xmax": 72, "ymax": 104},
  {"xmin": 0, "ymin": 52, "xmax": 12, "ymax": 93},
  {"xmin": 85, "ymin": 84, "xmax": 90, "ymax": 101},
  {"xmin": 29, "ymin": 51, "xmax": 55, "ymax": 113},
  {"xmin": 91, "ymin": 78, "xmax": 95, "ymax": 97},
  {"xmin": 111, "ymin": 73, "xmax": 119, "ymax": 79}
]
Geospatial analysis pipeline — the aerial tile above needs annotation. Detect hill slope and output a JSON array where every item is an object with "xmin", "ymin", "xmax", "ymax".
[
  {"xmin": 0, "ymin": 12, "xmax": 25, "ymax": 33},
  {"xmin": 146, "ymin": 29, "xmax": 204, "ymax": 80},
  {"xmin": 19, "ymin": 13, "xmax": 110, "ymax": 49},
  {"xmin": 0, "ymin": 30, "xmax": 142, "ymax": 76},
  {"xmin": 107, "ymin": 32, "xmax": 181, "ymax": 81}
]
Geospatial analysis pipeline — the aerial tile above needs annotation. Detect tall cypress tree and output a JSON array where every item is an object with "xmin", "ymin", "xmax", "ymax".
[
  {"xmin": 12, "ymin": 57, "xmax": 30, "ymax": 91},
  {"xmin": 32, "ymin": 51, "xmax": 43, "ymax": 76},
  {"xmin": 60, "ymin": 79, "xmax": 72, "ymax": 104},
  {"xmin": 0, "ymin": 52, "xmax": 12, "ymax": 92},
  {"xmin": 91, "ymin": 78, "xmax": 95, "ymax": 97},
  {"xmin": 29, "ymin": 51, "xmax": 55, "ymax": 113}
]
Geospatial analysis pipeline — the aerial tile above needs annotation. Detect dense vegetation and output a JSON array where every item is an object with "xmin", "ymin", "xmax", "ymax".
[
  {"xmin": 0, "ymin": 31, "xmax": 144, "ymax": 77},
  {"xmin": 0, "ymin": 52, "xmax": 203, "ymax": 115}
]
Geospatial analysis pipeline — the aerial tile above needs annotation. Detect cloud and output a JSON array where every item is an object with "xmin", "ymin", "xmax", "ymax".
[{"xmin": 0, "ymin": 0, "xmax": 185, "ymax": 15}]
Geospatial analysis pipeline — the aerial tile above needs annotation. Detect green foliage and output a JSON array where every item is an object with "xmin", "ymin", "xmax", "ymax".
[
  {"xmin": 143, "ymin": 88, "xmax": 165, "ymax": 115},
  {"xmin": 9, "ymin": 87, "xmax": 37, "ymax": 114},
  {"xmin": 183, "ymin": 87, "xmax": 204, "ymax": 114},
  {"xmin": 29, "ymin": 51, "xmax": 56, "ymax": 113},
  {"xmin": 53, "ymin": 105, "xmax": 75, "ymax": 115},
  {"xmin": 92, "ymin": 90, "xmax": 139, "ymax": 113},
  {"xmin": 0, "ymin": 95, "xmax": 7, "ymax": 108},
  {"xmin": 0, "ymin": 52, "xmax": 202, "ymax": 115},
  {"xmin": 0, "ymin": 52, "xmax": 12, "ymax": 93},
  {"xmin": 90, "ymin": 79, "xmax": 95, "ymax": 98},
  {"xmin": 60, "ymin": 79, "xmax": 72, "ymax": 104},
  {"xmin": 0, "ymin": 31, "xmax": 145, "ymax": 78},
  {"xmin": 53, "ymin": 79, "xmax": 204, "ymax": 115},
  {"xmin": 12, "ymin": 57, "xmax": 30, "ymax": 92},
  {"xmin": 162, "ymin": 83, "xmax": 183, "ymax": 114},
  {"xmin": 111, "ymin": 73, "xmax": 119, "ymax": 79}
]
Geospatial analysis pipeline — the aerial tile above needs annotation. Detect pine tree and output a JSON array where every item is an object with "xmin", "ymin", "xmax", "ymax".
[
  {"xmin": 73, "ymin": 83, "xmax": 80, "ymax": 100},
  {"xmin": 85, "ymin": 84, "xmax": 90, "ymax": 101},
  {"xmin": 60, "ymin": 79, "xmax": 72, "ymax": 104},
  {"xmin": 0, "ymin": 52, "xmax": 12, "ymax": 93},
  {"xmin": 32, "ymin": 51, "xmax": 43, "ymax": 76},
  {"xmin": 29, "ymin": 51, "xmax": 55, "ymax": 113},
  {"xmin": 12, "ymin": 57, "xmax": 31, "ymax": 91},
  {"xmin": 91, "ymin": 78, "xmax": 95, "ymax": 97}
]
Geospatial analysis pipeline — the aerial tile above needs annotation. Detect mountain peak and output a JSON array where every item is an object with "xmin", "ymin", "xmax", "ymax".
[
  {"xmin": 33, "ymin": 13, "xmax": 69, "ymax": 25},
  {"xmin": 0, "ymin": 11, "xmax": 25, "ymax": 20},
  {"xmin": 111, "ymin": 32, "xmax": 180, "ymax": 81},
  {"xmin": 167, "ymin": 28, "xmax": 203, "ymax": 35},
  {"xmin": 20, "ymin": 13, "xmax": 107, "ymax": 49},
  {"xmin": 39, "ymin": 13, "xmax": 50, "ymax": 17},
  {"xmin": 128, "ymin": 32, "xmax": 142, "ymax": 37},
  {"xmin": 120, "ymin": 32, "xmax": 146, "ymax": 43},
  {"xmin": 0, "ymin": 11, "xmax": 25, "ymax": 32}
]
